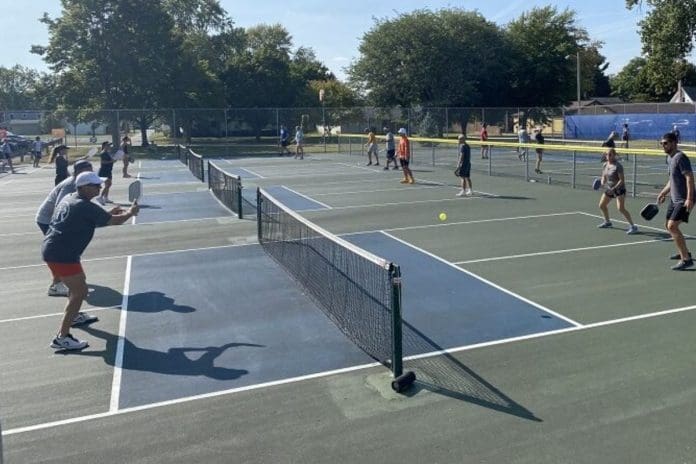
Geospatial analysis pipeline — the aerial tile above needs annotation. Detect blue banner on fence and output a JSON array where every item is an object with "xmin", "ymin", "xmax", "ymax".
[{"xmin": 564, "ymin": 113, "xmax": 695, "ymax": 142}]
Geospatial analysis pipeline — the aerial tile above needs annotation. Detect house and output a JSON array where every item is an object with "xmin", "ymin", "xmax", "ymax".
[{"xmin": 669, "ymin": 81, "xmax": 696, "ymax": 103}]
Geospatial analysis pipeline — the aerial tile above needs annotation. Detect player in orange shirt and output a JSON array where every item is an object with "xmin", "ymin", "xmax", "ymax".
[{"xmin": 397, "ymin": 128, "xmax": 414, "ymax": 184}]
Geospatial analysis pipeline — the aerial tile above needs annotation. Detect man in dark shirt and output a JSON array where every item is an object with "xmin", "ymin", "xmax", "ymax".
[
  {"xmin": 657, "ymin": 132, "xmax": 694, "ymax": 270},
  {"xmin": 97, "ymin": 141, "xmax": 114, "ymax": 204},
  {"xmin": 43, "ymin": 171, "xmax": 139, "ymax": 350}
]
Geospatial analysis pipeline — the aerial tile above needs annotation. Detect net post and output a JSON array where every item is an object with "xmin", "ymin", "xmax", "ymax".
[
  {"xmin": 256, "ymin": 187, "xmax": 262, "ymax": 239},
  {"xmin": 631, "ymin": 154, "xmax": 637, "ymax": 198},
  {"xmin": 390, "ymin": 264, "xmax": 403, "ymax": 378},
  {"xmin": 200, "ymin": 154, "xmax": 205, "ymax": 182},
  {"xmin": 237, "ymin": 175, "xmax": 243, "ymax": 220},
  {"xmin": 572, "ymin": 150, "xmax": 576, "ymax": 188},
  {"xmin": 207, "ymin": 161, "xmax": 211, "ymax": 190}
]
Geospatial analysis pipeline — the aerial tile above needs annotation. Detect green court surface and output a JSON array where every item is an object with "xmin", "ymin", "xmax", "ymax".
[{"xmin": 1, "ymin": 150, "xmax": 695, "ymax": 463}]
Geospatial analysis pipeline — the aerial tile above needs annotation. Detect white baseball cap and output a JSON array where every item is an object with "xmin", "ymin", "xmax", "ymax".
[
  {"xmin": 397, "ymin": 128, "xmax": 407, "ymax": 135},
  {"xmin": 75, "ymin": 171, "xmax": 106, "ymax": 187}
]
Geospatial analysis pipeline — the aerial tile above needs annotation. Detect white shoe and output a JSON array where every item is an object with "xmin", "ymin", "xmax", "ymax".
[
  {"xmin": 465, "ymin": 189, "xmax": 473, "ymax": 196},
  {"xmin": 626, "ymin": 225, "xmax": 639, "ymax": 235},
  {"xmin": 95, "ymin": 196, "xmax": 106, "ymax": 205},
  {"xmin": 104, "ymin": 198, "xmax": 113, "ymax": 204},
  {"xmin": 72, "ymin": 312, "xmax": 99, "ymax": 327},
  {"xmin": 456, "ymin": 190, "xmax": 465, "ymax": 197},
  {"xmin": 50, "ymin": 333, "xmax": 88, "ymax": 350},
  {"xmin": 48, "ymin": 282, "xmax": 69, "ymax": 297}
]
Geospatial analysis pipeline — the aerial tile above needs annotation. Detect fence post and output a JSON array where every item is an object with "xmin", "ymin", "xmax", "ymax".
[
  {"xmin": 632, "ymin": 154, "xmax": 637, "ymax": 197},
  {"xmin": 572, "ymin": 150, "xmax": 576, "ymax": 188}
]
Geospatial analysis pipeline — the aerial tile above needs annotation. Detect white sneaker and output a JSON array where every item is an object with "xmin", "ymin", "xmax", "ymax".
[
  {"xmin": 71, "ymin": 312, "xmax": 99, "ymax": 327},
  {"xmin": 465, "ymin": 189, "xmax": 473, "ymax": 196},
  {"xmin": 47, "ymin": 282, "xmax": 69, "ymax": 297},
  {"xmin": 104, "ymin": 198, "xmax": 114, "ymax": 204},
  {"xmin": 95, "ymin": 196, "xmax": 106, "ymax": 205},
  {"xmin": 456, "ymin": 190, "xmax": 465, "ymax": 197},
  {"xmin": 50, "ymin": 333, "xmax": 88, "ymax": 350},
  {"xmin": 626, "ymin": 225, "xmax": 639, "ymax": 235}
]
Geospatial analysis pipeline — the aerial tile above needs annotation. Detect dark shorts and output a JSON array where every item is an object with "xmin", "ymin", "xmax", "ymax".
[
  {"xmin": 98, "ymin": 167, "xmax": 113, "ymax": 179},
  {"xmin": 33, "ymin": 151, "xmax": 42, "ymax": 158},
  {"xmin": 2, "ymin": 152, "xmax": 10, "ymax": 160},
  {"xmin": 456, "ymin": 164, "xmax": 471, "ymax": 178},
  {"xmin": 605, "ymin": 186, "xmax": 626, "ymax": 198},
  {"xmin": 281, "ymin": 140, "xmax": 289, "ymax": 147},
  {"xmin": 666, "ymin": 201, "xmax": 690, "ymax": 223},
  {"xmin": 399, "ymin": 158, "xmax": 410, "ymax": 168},
  {"xmin": 387, "ymin": 149, "xmax": 396, "ymax": 159}
]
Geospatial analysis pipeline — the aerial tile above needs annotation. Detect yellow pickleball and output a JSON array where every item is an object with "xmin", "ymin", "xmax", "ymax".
[{"xmin": 439, "ymin": 212, "xmax": 447, "ymax": 221}]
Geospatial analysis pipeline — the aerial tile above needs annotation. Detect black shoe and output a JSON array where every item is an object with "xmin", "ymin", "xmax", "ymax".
[
  {"xmin": 671, "ymin": 259, "xmax": 694, "ymax": 270},
  {"xmin": 670, "ymin": 252, "xmax": 692, "ymax": 260}
]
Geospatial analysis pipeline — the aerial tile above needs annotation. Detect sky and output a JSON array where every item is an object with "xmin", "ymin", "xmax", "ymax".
[{"xmin": 2, "ymin": 0, "xmax": 652, "ymax": 81}]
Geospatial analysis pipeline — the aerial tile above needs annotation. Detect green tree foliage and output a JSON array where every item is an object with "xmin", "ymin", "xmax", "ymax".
[
  {"xmin": 611, "ymin": 57, "xmax": 696, "ymax": 101},
  {"xmin": 348, "ymin": 9, "xmax": 511, "ymax": 107},
  {"xmin": 626, "ymin": 0, "xmax": 696, "ymax": 96},
  {"xmin": 505, "ymin": 6, "xmax": 591, "ymax": 106},
  {"xmin": 0, "ymin": 66, "xmax": 43, "ymax": 109}
]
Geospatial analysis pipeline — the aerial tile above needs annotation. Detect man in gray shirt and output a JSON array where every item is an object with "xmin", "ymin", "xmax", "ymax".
[
  {"xmin": 657, "ymin": 132, "xmax": 694, "ymax": 270},
  {"xmin": 36, "ymin": 159, "xmax": 94, "ymax": 296}
]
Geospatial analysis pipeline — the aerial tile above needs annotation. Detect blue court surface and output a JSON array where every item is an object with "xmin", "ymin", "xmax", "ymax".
[
  {"xmin": 135, "ymin": 191, "xmax": 232, "ymax": 224},
  {"xmin": 113, "ymin": 231, "xmax": 573, "ymax": 409},
  {"xmin": 263, "ymin": 185, "xmax": 330, "ymax": 211},
  {"xmin": 118, "ymin": 245, "xmax": 371, "ymax": 408}
]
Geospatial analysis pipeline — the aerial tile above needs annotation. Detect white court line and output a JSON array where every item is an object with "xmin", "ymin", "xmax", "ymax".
[
  {"xmin": 379, "ymin": 230, "xmax": 582, "ymax": 327},
  {"xmin": 0, "ymin": 305, "xmax": 119, "ymax": 325},
  {"xmin": 6, "ymin": 301, "xmax": 696, "ymax": 437},
  {"xmin": 329, "ymin": 195, "xmax": 482, "ymax": 211},
  {"xmin": 280, "ymin": 185, "xmax": 332, "ymax": 209},
  {"xmin": 311, "ymin": 184, "xmax": 445, "ymax": 196},
  {"xmin": 456, "ymin": 238, "xmax": 670, "ymax": 265},
  {"xmin": 0, "ymin": 242, "xmax": 254, "ymax": 272},
  {"xmin": 110, "ymin": 256, "xmax": 131, "ymax": 412},
  {"xmin": 237, "ymin": 167, "xmax": 265, "ymax": 179},
  {"xmin": 576, "ymin": 211, "xmax": 696, "ymax": 239}
]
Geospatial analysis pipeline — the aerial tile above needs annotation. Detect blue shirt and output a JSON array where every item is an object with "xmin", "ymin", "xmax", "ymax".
[{"xmin": 42, "ymin": 193, "xmax": 112, "ymax": 263}]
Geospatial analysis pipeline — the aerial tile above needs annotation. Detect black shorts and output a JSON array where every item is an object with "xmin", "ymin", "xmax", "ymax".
[
  {"xmin": 386, "ymin": 149, "xmax": 395, "ymax": 159},
  {"xmin": 98, "ymin": 167, "xmax": 113, "ymax": 179},
  {"xmin": 399, "ymin": 158, "xmax": 409, "ymax": 167},
  {"xmin": 456, "ymin": 164, "xmax": 471, "ymax": 178},
  {"xmin": 604, "ymin": 186, "xmax": 626, "ymax": 198},
  {"xmin": 666, "ymin": 201, "xmax": 690, "ymax": 223},
  {"xmin": 281, "ymin": 140, "xmax": 289, "ymax": 147}
]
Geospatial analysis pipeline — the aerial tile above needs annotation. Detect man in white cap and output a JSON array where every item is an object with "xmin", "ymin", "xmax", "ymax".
[{"xmin": 42, "ymin": 171, "xmax": 139, "ymax": 350}]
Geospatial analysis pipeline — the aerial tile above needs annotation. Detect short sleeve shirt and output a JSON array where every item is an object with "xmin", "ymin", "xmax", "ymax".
[
  {"xmin": 398, "ymin": 136, "xmax": 410, "ymax": 159},
  {"xmin": 42, "ymin": 193, "xmax": 112, "ymax": 263},
  {"xmin": 385, "ymin": 132, "xmax": 395, "ymax": 151},
  {"xmin": 36, "ymin": 177, "xmax": 78, "ymax": 225},
  {"xmin": 457, "ymin": 143, "xmax": 471, "ymax": 168},
  {"xmin": 99, "ymin": 150, "xmax": 113, "ymax": 175},
  {"xmin": 602, "ymin": 162, "xmax": 623, "ymax": 189},
  {"xmin": 480, "ymin": 128, "xmax": 488, "ymax": 141},
  {"xmin": 55, "ymin": 155, "xmax": 69, "ymax": 179},
  {"xmin": 669, "ymin": 151, "xmax": 693, "ymax": 203}
]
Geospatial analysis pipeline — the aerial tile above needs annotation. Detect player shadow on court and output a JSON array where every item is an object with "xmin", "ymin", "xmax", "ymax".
[
  {"xmin": 400, "ymin": 320, "xmax": 541, "ymax": 422},
  {"xmin": 70, "ymin": 325, "xmax": 263, "ymax": 380},
  {"xmin": 85, "ymin": 287, "xmax": 196, "ymax": 314}
]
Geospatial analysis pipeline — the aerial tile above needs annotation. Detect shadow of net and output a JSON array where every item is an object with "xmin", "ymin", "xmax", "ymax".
[{"xmin": 402, "ymin": 320, "xmax": 541, "ymax": 421}]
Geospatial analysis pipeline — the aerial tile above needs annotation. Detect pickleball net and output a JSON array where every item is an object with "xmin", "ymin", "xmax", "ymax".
[
  {"xmin": 176, "ymin": 144, "xmax": 205, "ymax": 182},
  {"xmin": 208, "ymin": 161, "xmax": 244, "ymax": 219},
  {"xmin": 257, "ymin": 187, "xmax": 414, "ymax": 391}
]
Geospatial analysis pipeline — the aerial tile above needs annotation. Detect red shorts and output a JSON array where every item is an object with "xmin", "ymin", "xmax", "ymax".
[{"xmin": 45, "ymin": 262, "xmax": 84, "ymax": 278}]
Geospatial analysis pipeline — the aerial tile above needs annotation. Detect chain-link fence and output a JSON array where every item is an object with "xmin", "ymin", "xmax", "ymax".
[{"xmin": 1, "ymin": 103, "xmax": 695, "ymax": 149}]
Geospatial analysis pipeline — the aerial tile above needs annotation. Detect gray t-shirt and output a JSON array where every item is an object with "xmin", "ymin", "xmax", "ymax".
[
  {"xmin": 35, "ymin": 176, "xmax": 78, "ymax": 225},
  {"xmin": 385, "ymin": 132, "xmax": 395, "ymax": 151},
  {"xmin": 602, "ymin": 161, "xmax": 623, "ymax": 189},
  {"xmin": 41, "ymin": 193, "xmax": 112, "ymax": 263},
  {"xmin": 669, "ymin": 151, "xmax": 693, "ymax": 203}
]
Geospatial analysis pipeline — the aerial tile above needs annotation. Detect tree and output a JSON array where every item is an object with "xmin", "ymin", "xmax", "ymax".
[
  {"xmin": 348, "ymin": 9, "xmax": 511, "ymax": 107},
  {"xmin": 505, "ymin": 6, "xmax": 595, "ymax": 106},
  {"xmin": 0, "ymin": 66, "xmax": 43, "ymax": 110},
  {"xmin": 626, "ymin": 0, "xmax": 696, "ymax": 96},
  {"xmin": 611, "ymin": 57, "xmax": 696, "ymax": 101},
  {"xmin": 32, "ymin": 0, "xmax": 230, "ymax": 144}
]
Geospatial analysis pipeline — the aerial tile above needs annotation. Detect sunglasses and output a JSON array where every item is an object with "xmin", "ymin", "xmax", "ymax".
[{"xmin": 661, "ymin": 141, "xmax": 672, "ymax": 146}]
